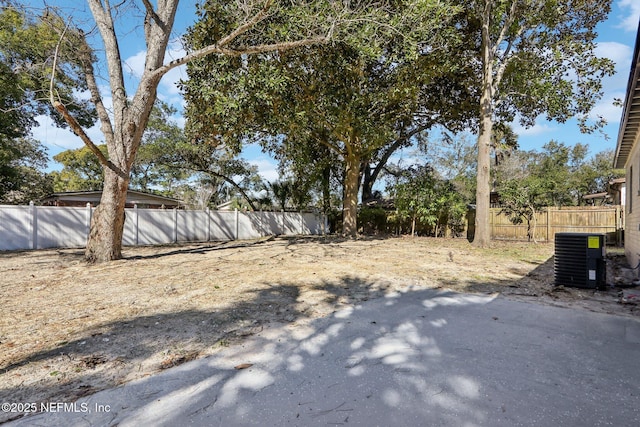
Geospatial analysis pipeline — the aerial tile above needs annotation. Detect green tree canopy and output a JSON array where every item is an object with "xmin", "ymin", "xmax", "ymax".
[
  {"xmin": 0, "ymin": 5, "xmax": 95, "ymax": 130},
  {"xmin": 389, "ymin": 164, "xmax": 466, "ymax": 237},
  {"xmin": 454, "ymin": 0, "xmax": 616, "ymax": 247},
  {"xmin": 0, "ymin": 4, "xmax": 94, "ymax": 203},
  {"xmin": 182, "ymin": 0, "xmax": 461, "ymax": 236},
  {"xmin": 51, "ymin": 144, "xmax": 106, "ymax": 192},
  {"xmin": 0, "ymin": 137, "xmax": 51, "ymax": 203}
]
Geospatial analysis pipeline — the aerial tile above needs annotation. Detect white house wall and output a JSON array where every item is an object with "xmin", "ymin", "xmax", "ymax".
[{"xmin": 625, "ymin": 138, "xmax": 640, "ymax": 270}]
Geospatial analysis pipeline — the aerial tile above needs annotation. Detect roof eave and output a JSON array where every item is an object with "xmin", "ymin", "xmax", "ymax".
[{"xmin": 614, "ymin": 18, "xmax": 640, "ymax": 169}]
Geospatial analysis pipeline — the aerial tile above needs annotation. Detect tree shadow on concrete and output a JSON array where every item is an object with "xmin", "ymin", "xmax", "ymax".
[
  {"xmin": 0, "ymin": 283, "xmax": 299, "ymax": 419},
  {"xmin": 9, "ymin": 280, "xmax": 639, "ymax": 427},
  {"xmin": 0, "ymin": 275, "xmax": 390, "ymax": 424},
  {"xmin": 4, "ymin": 285, "xmax": 508, "ymax": 427}
]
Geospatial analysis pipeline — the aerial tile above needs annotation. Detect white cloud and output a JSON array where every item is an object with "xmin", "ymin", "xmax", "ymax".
[
  {"xmin": 123, "ymin": 43, "xmax": 187, "ymax": 110},
  {"xmin": 595, "ymin": 42, "xmax": 633, "ymax": 84},
  {"xmin": 596, "ymin": 41, "xmax": 633, "ymax": 91},
  {"xmin": 160, "ymin": 65, "xmax": 187, "ymax": 96},
  {"xmin": 617, "ymin": 0, "xmax": 640, "ymax": 32},
  {"xmin": 248, "ymin": 158, "xmax": 280, "ymax": 183},
  {"xmin": 123, "ymin": 50, "xmax": 146, "ymax": 79},
  {"xmin": 160, "ymin": 41, "xmax": 188, "ymax": 96},
  {"xmin": 31, "ymin": 115, "xmax": 105, "ymax": 171},
  {"xmin": 173, "ymin": 115, "xmax": 186, "ymax": 129},
  {"xmin": 513, "ymin": 121, "xmax": 556, "ymax": 137},
  {"xmin": 123, "ymin": 41, "xmax": 187, "ymax": 98},
  {"xmin": 590, "ymin": 92, "xmax": 625, "ymax": 123},
  {"xmin": 31, "ymin": 115, "xmax": 84, "ymax": 151},
  {"xmin": 596, "ymin": 41, "xmax": 632, "ymax": 70}
]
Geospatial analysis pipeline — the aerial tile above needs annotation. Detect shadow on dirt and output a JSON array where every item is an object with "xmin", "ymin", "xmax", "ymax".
[
  {"xmin": 120, "ymin": 235, "xmax": 389, "ymax": 262},
  {"xmin": 0, "ymin": 275, "xmax": 385, "ymax": 422},
  {"xmin": 464, "ymin": 252, "xmax": 639, "ymax": 318}
]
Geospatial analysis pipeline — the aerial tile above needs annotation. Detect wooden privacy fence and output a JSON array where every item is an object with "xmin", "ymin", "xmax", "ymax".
[{"xmin": 489, "ymin": 206, "xmax": 624, "ymax": 244}]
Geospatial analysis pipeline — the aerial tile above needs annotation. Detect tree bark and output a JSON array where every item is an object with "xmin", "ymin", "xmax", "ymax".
[
  {"xmin": 322, "ymin": 165, "xmax": 331, "ymax": 215},
  {"xmin": 474, "ymin": 111, "xmax": 493, "ymax": 247},
  {"xmin": 473, "ymin": 1, "xmax": 494, "ymax": 248},
  {"xmin": 411, "ymin": 214, "xmax": 416, "ymax": 238},
  {"xmin": 85, "ymin": 168, "xmax": 129, "ymax": 262},
  {"xmin": 362, "ymin": 164, "xmax": 373, "ymax": 203},
  {"xmin": 342, "ymin": 151, "xmax": 360, "ymax": 237},
  {"xmin": 360, "ymin": 130, "xmax": 421, "ymax": 204}
]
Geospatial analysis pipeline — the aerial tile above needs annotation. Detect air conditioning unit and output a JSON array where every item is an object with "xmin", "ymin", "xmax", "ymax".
[{"xmin": 554, "ymin": 233, "xmax": 606, "ymax": 290}]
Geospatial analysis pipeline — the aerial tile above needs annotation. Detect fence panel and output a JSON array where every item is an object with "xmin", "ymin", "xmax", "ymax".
[
  {"xmin": 36, "ymin": 206, "xmax": 88, "ymax": 249},
  {"xmin": 123, "ymin": 209, "xmax": 137, "ymax": 246},
  {"xmin": 490, "ymin": 206, "xmax": 621, "ymax": 243},
  {"xmin": 305, "ymin": 212, "xmax": 323, "ymax": 234},
  {"xmin": 209, "ymin": 211, "xmax": 236, "ymax": 241},
  {"xmin": 246, "ymin": 212, "xmax": 275, "ymax": 238},
  {"xmin": 261, "ymin": 211, "xmax": 283, "ymax": 236},
  {"xmin": 177, "ymin": 210, "xmax": 209, "ymax": 242},
  {"xmin": 0, "ymin": 205, "xmax": 326, "ymax": 251},
  {"xmin": 237, "ymin": 211, "xmax": 259, "ymax": 240},
  {"xmin": 0, "ymin": 205, "xmax": 31, "ymax": 250},
  {"xmin": 137, "ymin": 209, "xmax": 177, "ymax": 245},
  {"xmin": 281, "ymin": 212, "xmax": 300, "ymax": 235}
]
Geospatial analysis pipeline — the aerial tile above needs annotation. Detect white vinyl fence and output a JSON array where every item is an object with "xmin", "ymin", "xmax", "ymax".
[{"xmin": 0, "ymin": 203, "xmax": 327, "ymax": 251}]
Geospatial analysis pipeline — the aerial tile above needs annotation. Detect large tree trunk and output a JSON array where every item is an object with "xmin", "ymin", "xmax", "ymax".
[
  {"xmin": 474, "ymin": 111, "xmax": 492, "ymax": 247},
  {"xmin": 473, "ymin": 1, "xmax": 495, "ymax": 248},
  {"xmin": 342, "ymin": 151, "xmax": 360, "ymax": 237},
  {"xmin": 322, "ymin": 165, "xmax": 331, "ymax": 215},
  {"xmin": 85, "ymin": 168, "xmax": 130, "ymax": 262},
  {"xmin": 361, "ymin": 164, "xmax": 373, "ymax": 203}
]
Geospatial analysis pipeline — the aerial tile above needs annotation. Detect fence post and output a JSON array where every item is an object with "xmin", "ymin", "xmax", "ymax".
[
  {"xmin": 489, "ymin": 208, "xmax": 494, "ymax": 239},
  {"xmin": 234, "ymin": 208, "xmax": 239, "ymax": 240},
  {"xmin": 133, "ymin": 204, "xmax": 139, "ymax": 246},
  {"xmin": 29, "ymin": 201, "xmax": 37, "ymax": 250},
  {"xmin": 615, "ymin": 205, "xmax": 621, "ymax": 246},
  {"xmin": 206, "ymin": 207, "xmax": 211, "ymax": 242},
  {"xmin": 173, "ymin": 208, "xmax": 178, "ymax": 243},
  {"xmin": 546, "ymin": 208, "xmax": 551, "ymax": 242},
  {"xmin": 85, "ymin": 203, "xmax": 92, "ymax": 240}
]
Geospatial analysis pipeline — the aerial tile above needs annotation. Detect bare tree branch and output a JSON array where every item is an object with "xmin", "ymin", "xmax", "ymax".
[
  {"xmin": 217, "ymin": 0, "xmax": 274, "ymax": 48},
  {"xmin": 141, "ymin": 0, "xmax": 166, "ymax": 31},
  {"xmin": 153, "ymin": 35, "xmax": 327, "ymax": 82},
  {"xmin": 49, "ymin": 18, "xmax": 126, "ymax": 179}
]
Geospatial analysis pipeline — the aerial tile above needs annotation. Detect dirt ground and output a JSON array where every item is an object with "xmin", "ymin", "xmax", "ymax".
[{"xmin": 1, "ymin": 236, "xmax": 638, "ymax": 423}]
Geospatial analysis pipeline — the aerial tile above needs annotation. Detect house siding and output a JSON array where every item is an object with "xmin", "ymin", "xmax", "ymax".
[{"xmin": 625, "ymin": 140, "xmax": 640, "ymax": 270}]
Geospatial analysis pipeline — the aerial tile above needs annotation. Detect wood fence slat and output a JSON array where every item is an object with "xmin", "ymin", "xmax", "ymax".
[{"xmin": 489, "ymin": 206, "xmax": 622, "ymax": 244}]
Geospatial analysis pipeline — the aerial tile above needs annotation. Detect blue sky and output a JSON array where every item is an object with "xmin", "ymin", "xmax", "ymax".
[
  {"xmin": 512, "ymin": 0, "xmax": 639, "ymax": 155},
  {"xmin": 30, "ymin": 0, "xmax": 640, "ymax": 181}
]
